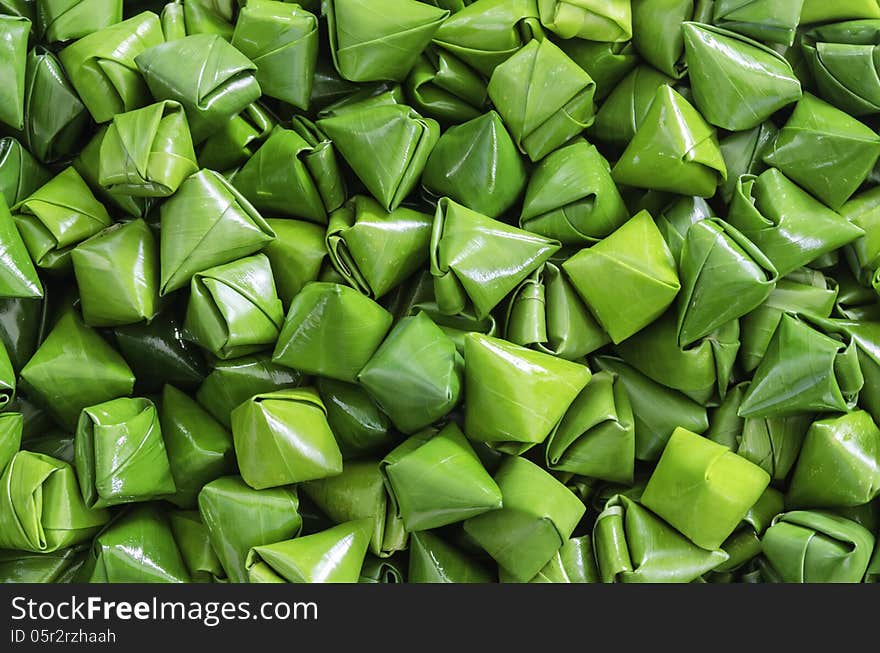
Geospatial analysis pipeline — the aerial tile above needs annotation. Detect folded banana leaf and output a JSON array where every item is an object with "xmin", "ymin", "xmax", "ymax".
[
  {"xmin": 0, "ymin": 0, "xmax": 34, "ymax": 21},
  {"xmin": 0, "ymin": 412, "xmax": 22, "ymax": 473},
  {"xmin": 504, "ymin": 535, "xmax": 597, "ymax": 583},
  {"xmin": 0, "ymin": 16, "xmax": 29, "ymax": 131},
  {"xmin": 814, "ymin": 318, "xmax": 880, "ymax": 425},
  {"xmin": 71, "ymin": 219, "xmax": 159, "ymax": 328},
  {"xmin": 19, "ymin": 47, "xmax": 89, "ymax": 164},
  {"xmin": 487, "ymin": 38, "xmax": 595, "ymax": 162},
  {"xmin": 463, "ymin": 455, "xmax": 585, "ymax": 582},
  {"xmin": 560, "ymin": 39, "xmax": 638, "ymax": 103},
  {"xmin": 19, "ymin": 311, "xmax": 135, "ymax": 430},
  {"xmin": 405, "ymin": 46, "xmax": 488, "ymax": 124},
  {"xmin": 431, "ymin": 0, "xmax": 544, "ymax": 78},
  {"xmin": 422, "ymin": 111, "xmax": 525, "ymax": 218},
  {"xmin": 786, "ymin": 411, "xmax": 880, "ymax": 508},
  {"xmin": 431, "ymin": 198, "xmax": 560, "ymax": 319},
  {"xmin": 738, "ymin": 314, "xmax": 863, "ymax": 418},
  {"xmin": 713, "ymin": 0, "xmax": 803, "ymax": 45},
  {"xmin": 326, "ymin": 0, "xmax": 448, "ymax": 83},
  {"xmin": 464, "ymin": 333, "xmax": 590, "ymax": 454},
  {"xmin": 537, "ymin": 0, "xmax": 631, "ymax": 41},
  {"xmin": 198, "ymin": 475, "xmax": 302, "ymax": 582},
  {"xmin": 0, "ymin": 137, "xmax": 51, "ymax": 210},
  {"xmin": 247, "ymin": 519, "xmax": 372, "ymax": 583},
  {"xmin": 182, "ymin": 0, "xmax": 234, "ymax": 39},
  {"xmin": 718, "ymin": 122, "xmax": 776, "ymax": 203},
  {"xmin": 520, "ymin": 139, "xmax": 628, "ymax": 245},
  {"xmin": 630, "ymin": 0, "xmax": 713, "ymax": 77},
  {"xmin": 761, "ymin": 510, "xmax": 875, "ymax": 582},
  {"xmin": 159, "ymin": 168, "xmax": 274, "ymax": 295},
  {"xmin": 564, "ymin": 211, "xmax": 680, "ymax": 344},
  {"xmin": 590, "ymin": 65, "xmax": 673, "ymax": 149},
  {"xmin": 728, "ymin": 169, "xmax": 864, "ymax": 276},
  {"xmin": 316, "ymin": 378, "xmax": 394, "ymax": 460},
  {"xmin": 58, "ymin": 12, "xmax": 163, "ymax": 124},
  {"xmin": 381, "ymin": 423, "xmax": 501, "ymax": 531},
  {"xmin": 0, "ymin": 348, "xmax": 14, "ymax": 414},
  {"xmin": 0, "ymin": 545, "xmax": 87, "ymax": 583},
  {"xmin": 763, "ymin": 93, "xmax": 880, "ymax": 209},
  {"xmin": 168, "ymin": 510, "xmax": 225, "ymax": 582},
  {"xmin": 682, "ymin": 23, "xmax": 801, "ymax": 131},
  {"xmin": 0, "ymin": 450, "xmax": 110, "ymax": 552},
  {"xmin": 800, "ymin": 0, "xmax": 880, "ymax": 23},
  {"xmin": 654, "ymin": 196, "xmax": 713, "ymax": 263},
  {"xmin": 359, "ymin": 313, "xmax": 461, "ymax": 433},
  {"xmin": 408, "ymin": 530, "xmax": 494, "ymax": 583},
  {"xmin": 257, "ymin": 222, "xmax": 324, "ymax": 311},
  {"xmin": 504, "ymin": 262, "xmax": 609, "ymax": 360},
  {"xmin": 327, "ymin": 197, "xmax": 432, "ymax": 300},
  {"xmin": 160, "ymin": 385, "xmax": 234, "ymax": 509},
  {"xmin": 135, "ymin": 33, "xmax": 262, "ymax": 144},
  {"xmin": 612, "ymin": 85, "xmax": 726, "ymax": 197},
  {"xmin": 74, "ymin": 396, "xmax": 175, "ymax": 508},
  {"xmin": 303, "ymin": 460, "xmax": 408, "ymax": 557},
  {"xmin": 641, "ymin": 427, "xmax": 771, "ymax": 550},
  {"xmin": 317, "ymin": 94, "xmax": 439, "ymax": 212},
  {"xmin": 359, "ymin": 555, "xmax": 405, "ymax": 583},
  {"xmin": 36, "ymin": 0, "xmax": 122, "ymax": 43},
  {"xmin": 0, "ymin": 194, "xmax": 42, "ymax": 300},
  {"xmin": 835, "ymin": 269, "xmax": 880, "ymax": 320},
  {"xmin": 183, "ymin": 253, "xmax": 283, "ymax": 360},
  {"xmin": 594, "ymin": 494, "xmax": 728, "ymax": 583},
  {"xmin": 228, "ymin": 0, "xmax": 317, "ymax": 110},
  {"xmin": 711, "ymin": 486, "xmax": 784, "ymax": 574},
  {"xmin": 869, "ymin": 535, "xmax": 880, "ymax": 582},
  {"xmin": 841, "ymin": 187, "xmax": 880, "ymax": 285},
  {"xmin": 197, "ymin": 102, "xmax": 275, "ymax": 171},
  {"xmin": 80, "ymin": 504, "xmax": 190, "ymax": 583},
  {"xmin": 160, "ymin": 1, "xmax": 185, "ymax": 40}
]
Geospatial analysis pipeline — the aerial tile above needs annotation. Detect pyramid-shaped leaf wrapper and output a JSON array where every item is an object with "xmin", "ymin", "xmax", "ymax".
[
  {"xmin": 563, "ymin": 210, "xmax": 680, "ymax": 344},
  {"xmin": 432, "ymin": 0, "xmax": 544, "ymax": 78},
  {"xmin": 58, "ymin": 12, "xmax": 164, "ymax": 124},
  {"xmin": 593, "ymin": 494, "xmax": 728, "ymax": 583},
  {"xmin": 183, "ymin": 253, "xmax": 284, "ymax": 360},
  {"xmin": 0, "ymin": 136, "xmax": 52, "ymax": 209},
  {"xmin": 135, "ymin": 34, "xmax": 262, "ymax": 144},
  {"xmin": 409, "ymin": 530, "xmax": 494, "ymax": 583},
  {"xmin": 802, "ymin": 20, "xmax": 880, "ymax": 116},
  {"xmin": 545, "ymin": 371, "xmax": 635, "ymax": 483},
  {"xmin": 0, "ymin": 412, "xmax": 21, "ymax": 473},
  {"xmin": 71, "ymin": 219, "xmax": 159, "ymax": 327},
  {"xmin": 761, "ymin": 511, "xmax": 875, "ymax": 583},
  {"xmin": 560, "ymin": 38, "xmax": 638, "ymax": 103},
  {"xmin": 326, "ymin": 196, "xmax": 432, "ymax": 300},
  {"xmin": 21, "ymin": 48, "xmax": 90, "ymax": 164},
  {"xmin": 677, "ymin": 218, "xmax": 778, "ymax": 347},
  {"xmin": 801, "ymin": 0, "xmax": 880, "ymax": 24},
  {"xmin": 247, "ymin": 519, "xmax": 372, "ymax": 583},
  {"xmin": 431, "ymin": 198, "xmax": 560, "ymax": 320},
  {"xmin": 14, "ymin": 166, "xmax": 112, "ymax": 272},
  {"xmin": 264, "ymin": 219, "xmax": 326, "ymax": 308},
  {"xmin": 631, "ymin": 0, "xmax": 706, "ymax": 78},
  {"xmin": 0, "ymin": 451, "xmax": 110, "ymax": 552},
  {"xmin": 503, "ymin": 535, "xmax": 598, "ymax": 583},
  {"xmin": 520, "ymin": 139, "xmax": 628, "ymax": 244},
  {"xmin": 641, "ymin": 427, "xmax": 770, "ymax": 550},
  {"xmin": 36, "ymin": 0, "xmax": 122, "ymax": 43},
  {"xmin": 182, "ymin": 0, "xmax": 235, "ymax": 39},
  {"xmin": 231, "ymin": 388, "xmax": 342, "ymax": 490},
  {"xmin": 326, "ymin": 0, "xmax": 448, "ymax": 82},
  {"xmin": 504, "ymin": 262, "xmax": 610, "ymax": 360},
  {"xmin": 733, "ymin": 404, "xmax": 811, "ymax": 483},
  {"xmin": 317, "ymin": 93, "xmax": 439, "ymax": 211},
  {"xmin": 738, "ymin": 315, "xmax": 864, "ymax": 418},
  {"xmin": 98, "ymin": 101, "xmax": 198, "ymax": 198},
  {"xmin": 713, "ymin": 0, "xmax": 804, "ymax": 45},
  {"xmin": 538, "ymin": 0, "xmax": 631, "ymax": 41},
  {"xmin": 80, "ymin": 504, "xmax": 190, "ymax": 583},
  {"xmin": 763, "ymin": 93, "xmax": 880, "ymax": 209},
  {"xmin": 718, "ymin": 121, "xmax": 776, "ymax": 203},
  {"xmin": 463, "ymin": 333, "xmax": 591, "ymax": 454},
  {"xmin": 405, "ymin": 46, "xmax": 488, "ymax": 125},
  {"xmin": 710, "ymin": 486, "xmax": 784, "ymax": 575},
  {"xmin": 683, "ymin": 23, "xmax": 802, "ymax": 131},
  {"xmin": 422, "ymin": 111, "xmax": 527, "ymax": 219},
  {"xmin": 0, "ymin": 194, "xmax": 42, "ymax": 299},
  {"xmin": 654, "ymin": 196, "xmax": 713, "ymax": 263},
  {"xmin": 0, "ymin": 546, "xmax": 88, "ymax": 584},
  {"xmin": 159, "ymin": 169, "xmax": 275, "ymax": 295},
  {"xmin": 168, "ymin": 510, "xmax": 225, "ymax": 582},
  {"xmin": 463, "ymin": 456, "xmax": 585, "ymax": 582},
  {"xmin": 20, "ymin": 311, "xmax": 135, "ymax": 430},
  {"xmin": 198, "ymin": 476, "xmax": 302, "ymax": 582},
  {"xmin": 231, "ymin": 0, "xmax": 317, "ymax": 109},
  {"xmin": 160, "ymin": 385, "xmax": 234, "ymax": 510},
  {"xmin": 591, "ymin": 65, "xmax": 673, "ymax": 148},
  {"xmin": 74, "ymin": 395, "xmax": 175, "ymax": 510},
  {"xmin": 727, "ymin": 169, "xmax": 863, "ymax": 276},
  {"xmin": 0, "ymin": 16, "xmax": 29, "ymax": 130},
  {"xmin": 197, "ymin": 102, "xmax": 275, "ymax": 172},
  {"xmin": 842, "ymin": 187, "xmax": 880, "ymax": 286},
  {"xmin": 786, "ymin": 411, "xmax": 880, "ymax": 508},
  {"xmin": 359, "ymin": 313, "xmax": 462, "ymax": 434},
  {"xmin": 487, "ymin": 39, "xmax": 595, "ymax": 162},
  {"xmin": 273, "ymin": 282, "xmax": 393, "ymax": 382},
  {"xmin": 381, "ymin": 423, "xmax": 501, "ymax": 531},
  {"xmin": 317, "ymin": 378, "xmax": 394, "ymax": 460},
  {"xmin": 303, "ymin": 460, "xmax": 408, "ymax": 557},
  {"xmin": 612, "ymin": 85, "xmax": 727, "ymax": 197}
]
